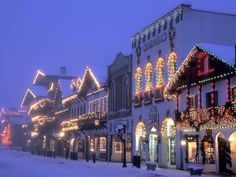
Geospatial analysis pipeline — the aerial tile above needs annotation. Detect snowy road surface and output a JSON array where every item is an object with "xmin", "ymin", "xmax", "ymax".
[{"xmin": 0, "ymin": 147, "xmax": 220, "ymax": 177}]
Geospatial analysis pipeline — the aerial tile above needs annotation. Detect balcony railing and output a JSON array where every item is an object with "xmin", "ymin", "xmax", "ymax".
[{"xmin": 176, "ymin": 102, "xmax": 236, "ymax": 130}]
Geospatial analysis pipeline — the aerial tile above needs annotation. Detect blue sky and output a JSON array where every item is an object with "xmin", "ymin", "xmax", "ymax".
[{"xmin": 0, "ymin": 0, "xmax": 236, "ymax": 108}]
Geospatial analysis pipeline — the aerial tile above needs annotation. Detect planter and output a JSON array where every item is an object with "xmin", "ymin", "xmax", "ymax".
[{"xmin": 146, "ymin": 162, "xmax": 157, "ymax": 171}]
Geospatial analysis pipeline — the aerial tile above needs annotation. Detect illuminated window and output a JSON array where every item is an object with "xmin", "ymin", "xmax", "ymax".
[
  {"xmin": 145, "ymin": 62, "xmax": 153, "ymax": 92},
  {"xmin": 204, "ymin": 141, "xmax": 215, "ymax": 164},
  {"xmin": 187, "ymin": 141, "xmax": 198, "ymax": 163},
  {"xmin": 135, "ymin": 67, "xmax": 142, "ymax": 95},
  {"xmin": 156, "ymin": 57, "xmax": 164, "ymax": 88},
  {"xmin": 135, "ymin": 122, "xmax": 146, "ymax": 151},
  {"xmin": 99, "ymin": 137, "xmax": 106, "ymax": 152},
  {"xmin": 90, "ymin": 138, "xmax": 95, "ymax": 152},
  {"xmin": 115, "ymin": 141, "xmax": 122, "ymax": 153},
  {"xmin": 167, "ymin": 52, "xmax": 177, "ymax": 82}
]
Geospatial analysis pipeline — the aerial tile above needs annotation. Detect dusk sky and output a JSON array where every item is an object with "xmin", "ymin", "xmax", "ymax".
[{"xmin": 0, "ymin": 0, "xmax": 236, "ymax": 108}]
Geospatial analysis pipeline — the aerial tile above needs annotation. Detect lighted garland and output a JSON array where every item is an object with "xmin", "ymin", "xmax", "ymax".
[
  {"xmin": 145, "ymin": 62, "xmax": 153, "ymax": 92},
  {"xmin": 135, "ymin": 67, "xmax": 142, "ymax": 95},
  {"xmin": 156, "ymin": 57, "xmax": 164, "ymax": 88},
  {"xmin": 167, "ymin": 51, "xmax": 177, "ymax": 82}
]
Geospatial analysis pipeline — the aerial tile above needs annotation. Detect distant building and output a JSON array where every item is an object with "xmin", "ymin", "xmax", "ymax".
[
  {"xmin": 21, "ymin": 70, "xmax": 76, "ymax": 155},
  {"xmin": 60, "ymin": 67, "xmax": 108, "ymax": 161},
  {"xmin": 0, "ymin": 107, "xmax": 28, "ymax": 148},
  {"xmin": 131, "ymin": 4, "xmax": 236, "ymax": 169},
  {"xmin": 107, "ymin": 53, "xmax": 132, "ymax": 162}
]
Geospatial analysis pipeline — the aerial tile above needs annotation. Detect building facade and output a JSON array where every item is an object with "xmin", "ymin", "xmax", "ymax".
[
  {"xmin": 131, "ymin": 4, "xmax": 236, "ymax": 168},
  {"xmin": 107, "ymin": 53, "xmax": 132, "ymax": 162},
  {"xmin": 59, "ymin": 67, "xmax": 108, "ymax": 161},
  {"xmin": 166, "ymin": 43, "xmax": 236, "ymax": 174}
]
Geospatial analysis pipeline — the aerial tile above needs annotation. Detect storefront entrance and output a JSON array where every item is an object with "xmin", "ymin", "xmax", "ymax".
[
  {"xmin": 135, "ymin": 122, "xmax": 147, "ymax": 160},
  {"xmin": 161, "ymin": 118, "xmax": 176, "ymax": 167},
  {"xmin": 149, "ymin": 127, "xmax": 158, "ymax": 162}
]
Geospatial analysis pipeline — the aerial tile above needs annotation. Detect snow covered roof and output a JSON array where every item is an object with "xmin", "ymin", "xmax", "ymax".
[{"xmin": 198, "ymin": 43, "xmax": 235, "ymax": 66}]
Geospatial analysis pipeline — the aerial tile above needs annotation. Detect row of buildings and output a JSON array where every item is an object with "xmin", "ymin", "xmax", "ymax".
[{"xmin": 1, "ymin": 4, "xmax": 236, "ymax": 175}]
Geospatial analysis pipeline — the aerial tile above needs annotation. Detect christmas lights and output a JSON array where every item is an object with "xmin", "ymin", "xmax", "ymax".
[
  {"xmin": 135, "ymin": 67, "xmax": 142, "ymax": 95},
  {"xmin": 145, "ymin": 62, "xmax": 153, "ymax": 92},
  {"xmin": 167, "ymin": 51, "xmax": 177, "ymax": 82},
  {"xmin": 156, "ymin": 57, "xmax": 164, "ymax": 88}
]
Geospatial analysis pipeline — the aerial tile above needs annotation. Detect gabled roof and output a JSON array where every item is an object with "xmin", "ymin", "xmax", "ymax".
[
  {"xmin": 165, "ymin": 43, "xmax": 236, "ymax": 94},
  {"xmin": 21, "ymin": 89, "xmax": 37, "ymax": 108},
  {"xmin": 198, "ymin": 43, "xmax": 235, "ymax": 66},
  {"xmin": 78, "ymin": 67, "xmax": 100, "ymax": 95}
]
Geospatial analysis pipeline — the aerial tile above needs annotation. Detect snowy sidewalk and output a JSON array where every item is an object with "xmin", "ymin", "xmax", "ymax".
[{"xmin": 0, "ymin": 147, "xmax": 221, "ymax": 177}]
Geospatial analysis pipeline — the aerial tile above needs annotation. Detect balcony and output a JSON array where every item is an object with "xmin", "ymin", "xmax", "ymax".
[{"xmin": 176, "ymin": 102, "xmax": 236, "ymax": 131}]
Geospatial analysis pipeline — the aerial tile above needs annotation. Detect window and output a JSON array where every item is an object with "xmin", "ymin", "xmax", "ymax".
[
  {"xmin": 123, "ymin": 78, "xmax": 130, "ymax": 109},
  {"xmin": 115, "ymin": 141, "xmax": 122, "ymax": 153},
  {"xmin": 170, "ymin": 19, "xmax": 173, "ymax": 27},
  {"xmin": 145, "ymin": 62, "xmax": 153, "ymax": 92},
  {"xmin": 138, "ymin": 37, "xmax": 141, "ymax": 45},
  {"xmin": 110, "ymin": 83, "xmax": 116, "ymax": 111},
  {"xmin": 189, "ymin": 95, "xmax": 198, "ymax": 109},
  {"xmin": 148, "ymin": 31, "xmax": 151, "ymax": 40},
  {"xmin": 104, "ymin": 97, "xmax": 108, "ymax": 112},
  {"xmin": 167, "ymin": 52, "xmax": 177, "ymax": 82},
  {"xmin": 99, "ymin": 137, "xmax": 106, "ymax": 152},
  {"xmin": 163, "ymin": 21, "xmax": 167, "ymax": 30},
  {"xmin": 175, "ymin": 15, "xmax": 180, "ymax": 23},
  {"xmin": 133, "ymin": 39, "xmax": 136, "ymax": 48},
  {"xmin": 142, "ymin": 34, "xmax": 146, "ymax": 43},
  {"xmin": 206, "ymin": 91, "xmax": 218, "ymax": 107},
  {"xmin": 231, "ymin": 87, "xmax": 236, "ymax": 102},
  {"xmin": 204, "ymin": 141, "xmax": 215, "ymax": 164},
  {"xmin": 90, "ymin": 138, "xmax": 95, "ymax": 152},
  {"xmin": 152, "ymin": 28, "xmax": 156, "ymax": 37},
  {"xmin": 187, "ymin": 142, "xmax": 198, "ymax": 163},
  {"xmin": 135, "ymin": 67, "xmax": 142, "ymax": 96},
  {"xmin": 156, "ymin": 57, "xmax": 164, "ymax": 88},
  {"xmin": 158, "ymin": 26, "xmax": 161, "ymax": 34}
]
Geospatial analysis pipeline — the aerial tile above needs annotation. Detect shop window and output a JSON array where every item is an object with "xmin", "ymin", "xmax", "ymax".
[
  {"xmin": 187, "ymin": 141, "xmax": 198, "ymax": 163},
  {"xmin": 115, "ymin": 141, "xmax": 122, "ymax": 153},
  {"xmin": 204, "ymin": 141, "xmax": 215, "ymax": 164},
  {"xmin": 78, "ymin": 140, "xmax": 84, "ymax": 152},
  {"xmin": 90, "ymin": 138, "xmax": 95, "ymax": 152},
  {"xmin": 99, "ymin": 137, "xmax": 106, "ymax": 152},
  {"xmin": 206, "ymin": 91, "xmax": 218, "ymax": 107},
  {"xmin": 126, "ymin": 139, "xmax": 132, "ymax": 152}
]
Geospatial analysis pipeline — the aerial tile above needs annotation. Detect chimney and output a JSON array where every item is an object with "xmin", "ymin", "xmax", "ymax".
[{"xmin": 60, "ymin": 67, "xmax": 66, "ymax": 75}]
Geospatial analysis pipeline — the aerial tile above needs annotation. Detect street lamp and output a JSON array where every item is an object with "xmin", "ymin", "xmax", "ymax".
[{"xmin": 122, "ymin": 119, "xmax": 128, "ymax": 168}]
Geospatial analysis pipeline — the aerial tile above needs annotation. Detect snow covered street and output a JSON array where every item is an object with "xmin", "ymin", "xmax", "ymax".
[{"xmin": 0, "ymin": 147, "xmax": 220, "ymax": 177}]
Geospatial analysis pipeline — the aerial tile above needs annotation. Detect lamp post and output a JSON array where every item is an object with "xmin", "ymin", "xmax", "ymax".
[{"xmin": 122, "ymin": 119, "xmax": 128, "ymax": 168}]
